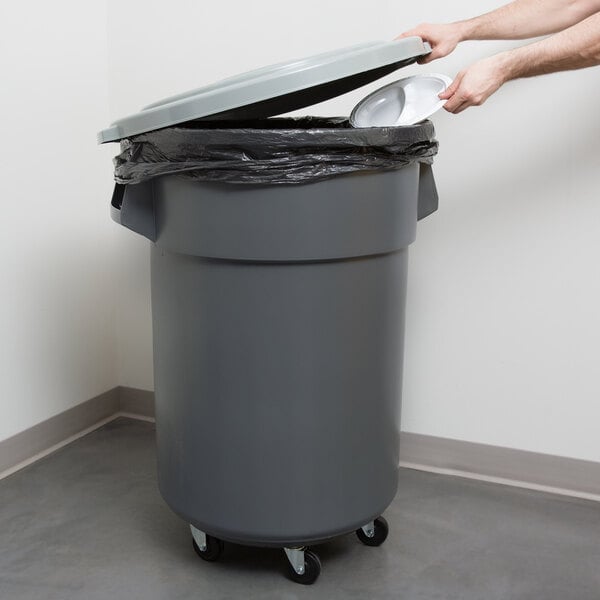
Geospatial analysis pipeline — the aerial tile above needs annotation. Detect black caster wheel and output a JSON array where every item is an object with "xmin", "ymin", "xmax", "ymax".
[
  {"xmin": 192, "ymin": 535, "xmax": 224, "ymax": 562},
  {"xmin": 356, "ymin": 516, "xmax": 389, "ymax": 547},
  {"xmin": 287, "ymin": 549, "xmax": 321, "ymax": 585}
]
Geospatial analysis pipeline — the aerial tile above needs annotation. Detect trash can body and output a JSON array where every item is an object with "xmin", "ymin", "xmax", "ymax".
[
  {"xmin": 100, "ymin": 39, "xmax": 442, "ymax": 582},
  {"xmin": 150, "ymin": 166, "xmax": 418, "ymax": 546}
]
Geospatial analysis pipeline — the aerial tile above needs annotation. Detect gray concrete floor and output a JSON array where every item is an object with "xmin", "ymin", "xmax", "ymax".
[{"xmin": 1, "ymin": 418, "xmax": 599, "ymax": 600}]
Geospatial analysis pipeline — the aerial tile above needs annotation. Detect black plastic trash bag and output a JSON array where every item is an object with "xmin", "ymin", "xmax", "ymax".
[{"xmin": 113, "ymin": 117, "xmax": 438, "ymax": 186}]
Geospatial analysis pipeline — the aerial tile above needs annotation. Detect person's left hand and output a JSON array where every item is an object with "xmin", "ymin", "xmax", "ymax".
[{"xmin": 440, "ymin": 55, "xmax": 509, "ymax": 113}]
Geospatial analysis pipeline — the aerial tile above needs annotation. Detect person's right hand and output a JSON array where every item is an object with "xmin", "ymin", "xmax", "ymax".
[
  {"xmin": 439, "ymin": 54, "xmax": 509, "ymax": 114},
  {"xmin": 396, "ymin": 23, "xmax": 464, "ymax": 63}
]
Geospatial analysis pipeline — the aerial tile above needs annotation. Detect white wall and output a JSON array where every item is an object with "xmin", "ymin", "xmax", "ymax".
[
  {"xmin": 403, "ymin": 66, "xmax": 600, "ymax": 461},
  {"xmin": 100, "ymin": 1, "xmax": 600, "ymax": 462},
  {"xmin": 0, "ymin": 1, "xmax": 118, "ymax": 441}
]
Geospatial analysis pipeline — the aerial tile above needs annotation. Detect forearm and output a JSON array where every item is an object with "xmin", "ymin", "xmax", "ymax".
[
  {"xmin": 439, "ymin": 9, "xmax": 600, "ymax": 113},
  {"xmin": 455, "ymin": 0, "xmax": 600, "ymax": 41},
  {"xmin": 497, "ymin": 11, "xmax": 600, "ymax": 79}
]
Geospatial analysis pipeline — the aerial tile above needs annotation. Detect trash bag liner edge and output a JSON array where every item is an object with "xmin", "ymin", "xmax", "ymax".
[{"xmin": 113, "ymin": 117, "xmax": 438, "ymax": 186}]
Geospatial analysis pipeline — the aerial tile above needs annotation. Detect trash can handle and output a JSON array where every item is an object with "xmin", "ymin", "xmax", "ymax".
[
  {"xmin": 110, "ymin": 182, "xmax": 157, "ymax": 242},
  {"xmin": 110, "ymin": 183, "xmax": 126, "ymax": 225},
  {"xmin": 417, "ymin": 163, "xmax": 439, "ymax": 221}
]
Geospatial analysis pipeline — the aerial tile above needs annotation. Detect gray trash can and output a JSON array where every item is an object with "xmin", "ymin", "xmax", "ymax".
[{"xmin": 99, "ymin": 39, "xmax": 440, "ymax": 585}]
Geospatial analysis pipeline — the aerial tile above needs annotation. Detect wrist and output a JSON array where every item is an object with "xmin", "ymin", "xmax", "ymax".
[
  {"xmin": 491, "ymin": 51, "xmax": 518, "ymax": 83},
  {"xmin": 453, "ymin": 19, "xmax": 476, "ymax": 42}
]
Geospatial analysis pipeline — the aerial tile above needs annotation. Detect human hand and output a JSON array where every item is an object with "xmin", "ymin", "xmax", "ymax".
[
  {"xmin": 396, "ymin": 22, "xmax": 465, "ymax": 63},
  {"xmin": 440, "ymin": 56, "xmax": 509, "ymax": 114}
]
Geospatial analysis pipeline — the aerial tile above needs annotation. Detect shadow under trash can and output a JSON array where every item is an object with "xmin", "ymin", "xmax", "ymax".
[{"xmin": 99, "ymin": 38, "xmax": 441, "ymax": 585}]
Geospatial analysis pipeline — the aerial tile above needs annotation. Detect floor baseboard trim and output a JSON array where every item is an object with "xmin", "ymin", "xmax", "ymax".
[
  {"xmin": 119, "ymin": 387, "xmax": 155, "ymax": 419},
  {"xmin": 117, "ymin": 411, "xmax": 155, "ymax": 424},
  {"xmin": 0, "ymin": 414, "xmax": 119, "ymax": 481},
  {"xmin": 399, "ymin": 461, "xmax": 600, "ymax": 503},
  {"xmin": 399, "ymin": 431, "xmax": 600, "ymax": 500},
  {"xmin": 0, "ymin": 388, "xmax": 120, "ymax": 479},
  {"xmin": 3, "ymin": 388, "xmax": 600, "ymax": 502},
  {"xmin": 0, "ymin": 387, "xmax": 157, "ymax": 481}
]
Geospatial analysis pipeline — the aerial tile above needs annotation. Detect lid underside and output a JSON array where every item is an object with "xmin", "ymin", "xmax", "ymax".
[{"xmin": 98, "ymin": 38, "xmax": 431, "ymax": 143}]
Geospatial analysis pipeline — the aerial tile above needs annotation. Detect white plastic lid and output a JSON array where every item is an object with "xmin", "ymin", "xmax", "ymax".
[
  {"xmin": 350, "ymin": 73, "xmax": 452, "ymax": 128},
  {"xmin": 98, "ymin": 38, "xmax": 431, "ymax": 143}
]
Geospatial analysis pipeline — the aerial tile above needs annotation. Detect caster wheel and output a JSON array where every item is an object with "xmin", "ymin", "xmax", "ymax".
[
  {"xmin": 287, "ymin": 549, "xmax": 321, "ymax": 585},
  {"xmin": 356, "ymin": 516, "xmax": 389, "ymax": 547},
  {"xmin": 192, "ymin": 535, "xmax": 224, "ymax": 562}
]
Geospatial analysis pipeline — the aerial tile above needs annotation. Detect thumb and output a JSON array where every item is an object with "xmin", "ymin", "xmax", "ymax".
[
  {"xmin": 394, "ymin": 29, "xmax": 417, "ymax": 40},
  {"xmin": 439, "ymin": 75, "xmax": 461, "ymax": 99}
]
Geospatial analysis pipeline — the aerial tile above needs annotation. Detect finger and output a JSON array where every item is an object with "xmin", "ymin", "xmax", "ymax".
[
  {"xmin": 439, "ymin": 75, "xmax": 461, "ymax": 99},
  {"xmin": 418, "ymin": 47, "xmax": 442, "ymax": 64},
  {"xmin": 442, "ymin": 93, "xmax": 465, "ymax": 113},
  {"xmin": 452, "ymin": 101, "xmax": 472, "ymax": 114},
  {"xmin": 444, "ymin": 98, "xmax": 470, "ymax": 114}
]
